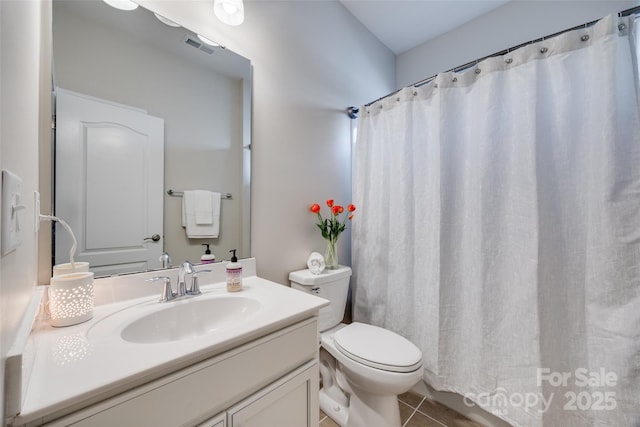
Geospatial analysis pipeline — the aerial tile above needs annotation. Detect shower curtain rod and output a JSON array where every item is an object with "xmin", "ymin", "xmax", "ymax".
[{"xmin": 359, "ymin": 5, "xmax": 640, "ymax": 109}]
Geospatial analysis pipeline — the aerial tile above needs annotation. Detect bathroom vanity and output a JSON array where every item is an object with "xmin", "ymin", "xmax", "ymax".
[{"xmin": 6, "ymin": 259, "xmax": 327, "ymax": 427}]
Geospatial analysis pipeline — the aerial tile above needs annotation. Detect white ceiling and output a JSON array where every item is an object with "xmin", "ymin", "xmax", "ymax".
[{"xmin": 340, "ymin": 0, "xmax": 512, "ymax": 55}]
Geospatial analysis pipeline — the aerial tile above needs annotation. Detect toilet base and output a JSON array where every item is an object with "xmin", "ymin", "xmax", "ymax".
[
  {"xmin": 320, "ymin": 387, "xmax": 348, "ymax": 427},
  {"xmin": 318, "ymin": 326, "xmax": 418, "ymax": 427}
]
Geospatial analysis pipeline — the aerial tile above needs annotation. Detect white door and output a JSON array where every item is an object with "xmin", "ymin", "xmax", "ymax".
[{"xmin": 55, "ymin": 88, "xmax": 164, "ymax": 276}]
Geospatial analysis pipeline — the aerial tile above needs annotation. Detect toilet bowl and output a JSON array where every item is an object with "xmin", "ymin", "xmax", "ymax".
[{"xmin": 290, "ymin": 266, "xmax": 423, "ymax": 427}]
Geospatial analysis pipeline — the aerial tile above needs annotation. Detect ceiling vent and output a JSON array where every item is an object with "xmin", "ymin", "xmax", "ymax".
[{"xmin": 183, "ymin": 36, "xmax": 215, "ymax": 55}]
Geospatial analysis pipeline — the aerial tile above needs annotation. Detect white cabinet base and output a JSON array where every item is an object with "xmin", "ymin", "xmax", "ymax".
[{"xmin": 40, "ymin": 319, "xmax": 319, "ymax": 427}]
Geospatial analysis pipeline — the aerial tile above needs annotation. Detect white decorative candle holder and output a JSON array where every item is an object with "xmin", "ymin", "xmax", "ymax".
[
  {"xmin": 48, "ymin": 272, "xmax": 95, "ymax": 327},
  {"xmin": 52, "ymin": 262, "xmax": 90, "ymax": 277}
]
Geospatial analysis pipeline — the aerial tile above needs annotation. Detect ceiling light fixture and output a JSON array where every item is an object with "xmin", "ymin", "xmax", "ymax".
[
  {"xmin": 214, "ymin": 0, "xmax": 244, "ymax": 26},
  {"xmin": 102, "ymin": 0, "xmax": 139, "ymax": 11},
  {"xmin": 153, "ymin": 13, "xmax": 180, "ymax": 27}
]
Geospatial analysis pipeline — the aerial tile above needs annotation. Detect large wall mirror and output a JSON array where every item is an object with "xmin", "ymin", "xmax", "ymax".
[{"xmin": 51, "ymin": 0, "xmax": 251, "ymax": 278}]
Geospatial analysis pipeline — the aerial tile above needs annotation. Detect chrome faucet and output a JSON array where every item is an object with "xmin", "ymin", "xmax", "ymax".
[
  {"xmin": 159, "ymin": 252, "xmax": 172, "ymax": 269},
  {"xmin": 146, "ymin": 276, "xmax": 174, "ymax": 302},
  {"xmin": 177, "ymin": 261, "xmax": 194, "ymax": 297},
  {"xmin": 148, "ymin": 262, "xmax": 210, "ymax": 302},
  {"xmin": 189, "ymin": 268, "xmax": 211, "ymax": 295}
]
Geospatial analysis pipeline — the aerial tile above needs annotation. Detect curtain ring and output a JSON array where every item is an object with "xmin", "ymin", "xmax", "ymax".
[
  {"xmin": 452, "ymin": 77, "xmax": 458, "ymax": 82},
  {"xmin": 540, "ymin": 47, "xmax": 548, "ymax": 54},
  {"xmin": 505, "ymin": 58, "xmax": 513, "ymax": 64},
  {"xmin": 475, "ymin": 68, "xmax": 481, "ymax": 74},
  {"xmin": 619, "ymin": 23, "xmax": 626, "ymax": 31},
  {"xmin": 580, "ymin": 35, "xmax": 589, "ymax": 42}
]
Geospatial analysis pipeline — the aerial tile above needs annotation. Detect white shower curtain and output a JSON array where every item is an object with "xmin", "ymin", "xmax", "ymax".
[{"xmin": 353, "ymin": 14, "xmax": 640, "ymax": 427}]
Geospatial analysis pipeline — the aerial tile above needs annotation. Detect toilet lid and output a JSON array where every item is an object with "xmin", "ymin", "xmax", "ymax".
[{"xmin": 333, "ymin": 323, "xmax": 423, "ymax": 373}]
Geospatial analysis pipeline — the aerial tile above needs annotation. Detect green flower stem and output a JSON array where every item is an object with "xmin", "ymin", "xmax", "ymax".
[{"xmin": 325, "ymin": 238, "xmax": 338, "ymax": 269}]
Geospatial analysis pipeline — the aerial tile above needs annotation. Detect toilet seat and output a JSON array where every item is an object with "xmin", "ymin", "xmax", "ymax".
[{"xmin": 333, "ymin": 322, "xmax": 422, "ymax": 373}]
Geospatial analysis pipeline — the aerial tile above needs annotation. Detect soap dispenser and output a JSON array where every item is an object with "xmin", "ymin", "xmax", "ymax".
[
  {"xmin": 200, "ymin": 244, "xmax": 216, "ymax": 264},
  {"xmin": 226, "ymin": 249, "xmax": 243, "ymax": 292}
]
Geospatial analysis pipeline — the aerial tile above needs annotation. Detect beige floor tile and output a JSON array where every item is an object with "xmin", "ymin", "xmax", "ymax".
[
  {"xmin": 319, "ymin": 386, "xmax": 483, "ymax": 427},
  {"xmin": 400, "ymin": 400, "xmax": 416, "ymax": 425},
  {"xmin": 404, "ymin": 410, "xmax": 446, "ymax": 427},
  {"xmin": 418, "ymin": 398, "xmax": 485, "ymax": 427},
  {"xmin": 319, "ymin": 414, "xmax": 341, "ymax": 427},
  {"xmin": 399, "ymin": 391, "xmax": 425, "ymax": 409}
]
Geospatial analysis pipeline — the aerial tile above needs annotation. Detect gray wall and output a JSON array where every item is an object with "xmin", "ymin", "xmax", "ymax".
[
  {"xmin": 397, "ymin": 0, "xmax": 639, "ymax": 89},
  {"xmin": 3, "ymin": 0, "xmax": 638, "ymax": 423},
  {"xmin": 1, "ymin": 3, "xmax": 393, "ymax": 421},
  {"xmin": 138, "ymin": 0, "xmax": 396, "ymax": 284},
  {"xmin": 0, "ymin": 1, "xmax": 51, "ymax": 422},
  {"xmin": 394, "ymin": 1, "xmax": 639, "ymax": 425}
]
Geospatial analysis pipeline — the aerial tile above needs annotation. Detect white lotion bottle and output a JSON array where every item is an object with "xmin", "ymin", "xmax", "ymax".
[
  {"xmin": 226, "ymin": 249, "xmax": 243, "ymax": 292},
  {"xmin": 200, "ymin": 243, "xmax": 216, "ymax": 264}
]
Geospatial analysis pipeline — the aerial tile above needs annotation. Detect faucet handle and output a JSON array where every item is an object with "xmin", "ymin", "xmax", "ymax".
[
  {"xmin": 146, "ymin": 276, "xmax": 174, "ymax": 302},
  {"xmin": 188, "ymin": 269, "xmax": 212, "ymax": 295},
  {"xmin": 177, "ymin": 261, "xmax": 195, "ymax": 296}
]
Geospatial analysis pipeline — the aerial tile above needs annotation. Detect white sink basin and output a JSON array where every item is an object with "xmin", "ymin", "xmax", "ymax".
[{"xmin": 120, "ymin": 296, "xmax": 262, "ymax": 344}]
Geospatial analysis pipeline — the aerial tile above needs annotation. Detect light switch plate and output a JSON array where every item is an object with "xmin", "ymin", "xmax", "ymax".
[{"xmin": 2, "ymin": 170, "xmax": 24, "ymax": 255}]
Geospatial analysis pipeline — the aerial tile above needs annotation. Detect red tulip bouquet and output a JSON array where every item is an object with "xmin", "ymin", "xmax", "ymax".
[{"xmin": 310, "ymin": 199, "xmax": 356, "ymax": 269}]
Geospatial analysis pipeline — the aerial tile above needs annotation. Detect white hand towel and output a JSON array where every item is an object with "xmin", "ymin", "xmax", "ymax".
[
  {"xmin": 182, "ymin": 190, "xmax": 221, "ymax": 238},
  {"xmin": 194, "ymin": 190, "xmax": 213, "ymax": 225}
]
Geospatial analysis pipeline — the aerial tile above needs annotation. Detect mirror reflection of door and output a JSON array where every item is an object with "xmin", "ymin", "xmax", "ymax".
[
  {"xmin": 55, "ymin": 88, "xmax": 164, "ymax": 276},
  {"xmin": 51, "ymin": 1, "xmax": 252, "ymax": 275}
]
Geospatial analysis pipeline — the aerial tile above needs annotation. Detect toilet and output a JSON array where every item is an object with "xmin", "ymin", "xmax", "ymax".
[{"xmin": 289, "ymin": 266, "xmax": 423, "ymax": 427}]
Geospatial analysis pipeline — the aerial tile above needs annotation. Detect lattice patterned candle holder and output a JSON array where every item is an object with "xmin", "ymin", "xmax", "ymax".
[
  {"xmin": 49, "ymin": 272, "xmax": 94, "ymax": 327},
  {"xmin": 52, "ymin": 262, "xmax": 90, "ymax": 277}
]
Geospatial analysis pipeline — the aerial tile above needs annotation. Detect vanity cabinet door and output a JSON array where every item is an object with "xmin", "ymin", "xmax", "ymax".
[{"xmin": 227, "ymin": 360, "xmax": 318, "ymax": 427}]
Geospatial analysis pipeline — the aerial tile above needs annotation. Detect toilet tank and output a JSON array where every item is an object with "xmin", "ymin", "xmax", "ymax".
[{"xmin": 289, "ymin": 266, "xmax": 351, "ymax": 332}]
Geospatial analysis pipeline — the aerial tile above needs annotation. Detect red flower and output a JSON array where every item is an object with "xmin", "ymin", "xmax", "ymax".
[{"xmin": 311, "ymin": 199, "xmax": 356, "ymax": 242}]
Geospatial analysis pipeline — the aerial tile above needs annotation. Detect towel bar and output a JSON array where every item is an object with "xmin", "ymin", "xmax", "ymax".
[{"xmin": 167, "ymin": 189, "xmax": 233, "ymax": 199}]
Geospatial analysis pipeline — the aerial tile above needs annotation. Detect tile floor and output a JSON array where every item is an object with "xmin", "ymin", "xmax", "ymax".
[{"xmin": 319, "ymin": 390, "xmax": 485, "ymax": 427}]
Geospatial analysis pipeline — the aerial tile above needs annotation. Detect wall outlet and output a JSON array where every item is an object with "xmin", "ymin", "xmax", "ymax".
[{"xmin": 2, "ymin": 170, "xmax": 24, "ymax": 255}]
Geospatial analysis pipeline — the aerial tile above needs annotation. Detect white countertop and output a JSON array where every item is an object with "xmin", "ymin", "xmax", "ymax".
[{"xmin": 11, "ymin": 263, "xmax": 328, "ymax": 426}]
